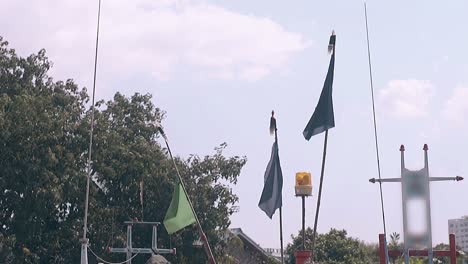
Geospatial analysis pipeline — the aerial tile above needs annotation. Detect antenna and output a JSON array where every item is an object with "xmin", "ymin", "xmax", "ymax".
[
  {"xmin": 364, "ymin": 3, "xmax": 389, "ymax": 264},
  {"xmin": 80, "ymin": 0, "xmax": 102, "ymax": 263}
]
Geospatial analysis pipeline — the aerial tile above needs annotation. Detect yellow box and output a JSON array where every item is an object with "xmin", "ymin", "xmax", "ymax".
[{"xmin": 295, "ymin": 172, "xmax": 312, "ymax": 196}]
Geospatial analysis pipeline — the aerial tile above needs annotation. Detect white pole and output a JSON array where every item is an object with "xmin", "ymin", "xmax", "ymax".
[{"xmin": 80, "ymin": 0, "xmax": 102, "ymax": 263}]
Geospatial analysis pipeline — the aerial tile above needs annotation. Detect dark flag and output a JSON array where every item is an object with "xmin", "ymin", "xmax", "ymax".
[
  {"xmin": 303, "ymin": 33, "xmax": 336, "ymax": 140},
  {"xmin": 258, "ymin": 141, "xmax": 283, "ymax": 219}
]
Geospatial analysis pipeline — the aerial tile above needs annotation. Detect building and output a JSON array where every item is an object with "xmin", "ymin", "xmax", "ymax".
[
  {"xmin": 225, "ymin": 228, "xmax": 279, "ymax": 264},
  {"xmin": 448, "ymin": 216, "xmax": 468, "ymax": 252},
  {"xmin": 264, "ymin": 248, "xmax": 287, "ymax": 262}
]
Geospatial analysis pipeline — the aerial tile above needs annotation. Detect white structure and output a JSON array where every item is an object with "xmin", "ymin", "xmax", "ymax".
[
  {"xmin": 448, "ymin": 216, "xmax": 468, "ymax": 252},
  {"xmin": 264, "ymin": 248, "xmax": 286, "ymax": 260}
]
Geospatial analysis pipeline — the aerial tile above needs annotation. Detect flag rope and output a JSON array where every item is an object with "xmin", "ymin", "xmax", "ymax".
[
  {"xmin": 88, "ymin": 246, "xmax": 139, "ymax": 264},
  {"xmin": 364, "ymin": 3, "xmax": 389, "ymax": 263}
]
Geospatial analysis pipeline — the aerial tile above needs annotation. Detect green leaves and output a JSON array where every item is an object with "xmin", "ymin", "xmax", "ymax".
[
  {"xmin": 1, "ymin": 36, "xmax": 246, "ymax": 263},
  {"xmin": 286, "ymin": 228, "xmax": 375, "ymax": 264},
  {"xmin": 0, "ymin": 36, "xmax": 89, "ymax": 263}
]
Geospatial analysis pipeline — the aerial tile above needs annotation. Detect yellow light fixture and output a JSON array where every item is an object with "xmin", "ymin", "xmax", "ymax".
[{"xmin": 295, "ymin": 172, "xmax": 312, "ymax": 196}]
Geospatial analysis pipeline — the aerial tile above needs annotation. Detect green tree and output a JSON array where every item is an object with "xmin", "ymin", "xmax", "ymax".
[
  {"xmin": 0, "ymin": 233, "xmax": 15, "ymax": 263},
  {"xmin": 285, "ymin": 228, "xmax": 373, "ymax": 264},
  {"xmin": 0, "ymin": 36, "xmax": 247, "ymax": 263},
  {"xmin": 86, "ymin": 92, "xmax": 247, "ymax": 263},
  {"xmin": 89, "ymin": 98, "xmax": 247, "ymax": 262},
  {"xmin": 362, "ymin": 242, "xmax": 380, "ymax": 264},
  {"xmin": 433, "ymin": 243, "xmax": 465, "ymax": 264},
  {"xmin": 0, "ymin": 36, "xmax": 89, "ymax": 263},
  {"xmin": 389, "ymin": 232, "xmax": 400, "ymax": 249},
  {"xmin": 389, "ymin": 232, "xmax": 402, "ymax": 264}
]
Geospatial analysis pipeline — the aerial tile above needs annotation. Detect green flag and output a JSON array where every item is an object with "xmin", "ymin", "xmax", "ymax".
[
  {"xmin": 303, "ymin": 33, "xmax": 336, "ymax": 140},
  {"xmin": 164, "ymin": 183, "xmax": 196, "ymax": 234}
]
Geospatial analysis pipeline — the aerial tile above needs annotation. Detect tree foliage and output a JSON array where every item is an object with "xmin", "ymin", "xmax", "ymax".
[
  {"xmin": 0, "ymin": 36, "xmax": 247, "ymax": 263},
  {"xmin": 0, "ymin": 36, "xmax": 89, "ymax": 263},
  {"xmin": 286, "ymin": 228, "xmax": 376, "ymax": 264}
]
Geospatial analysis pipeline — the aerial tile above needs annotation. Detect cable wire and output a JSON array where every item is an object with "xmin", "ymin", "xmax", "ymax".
[{"xmin": 88, "ymin": 246, "xmax": 139, "ymax": 264}]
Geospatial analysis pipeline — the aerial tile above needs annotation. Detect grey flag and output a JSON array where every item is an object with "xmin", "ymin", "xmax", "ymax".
[{"xmin": 258, "ymin": 141, "xmax": 283, "ymax": 219}]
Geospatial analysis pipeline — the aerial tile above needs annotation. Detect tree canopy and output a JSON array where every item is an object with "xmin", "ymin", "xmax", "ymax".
[
  {"xmin": 285, "ymin": 228, "xmax": 378, "ymax": 264},
  {"xmin": 0, "ymin": 36, "xmax": 247, "ymax": 263}
]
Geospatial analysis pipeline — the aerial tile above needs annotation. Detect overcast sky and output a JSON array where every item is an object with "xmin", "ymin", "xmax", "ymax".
[{"xmin": 1, "ymin": 0, "xmax": 468, "ymax": 249}]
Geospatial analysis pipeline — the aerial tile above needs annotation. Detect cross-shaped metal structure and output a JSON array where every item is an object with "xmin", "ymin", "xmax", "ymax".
[
  {"xmin": 369, "ymin": 144, "xmax": 463, "ymax": 264},
  {"xmin": 109, "ymin": 221, "xmax": 176, "ymax": 264}
]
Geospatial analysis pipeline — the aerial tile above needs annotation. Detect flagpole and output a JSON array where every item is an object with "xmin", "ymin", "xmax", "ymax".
[
  {"xmin": 140, "ymin": 179, "xmax": 144, "ymax": 221},
  {"xmin": 310, "ymin": 32, "xmax": 335, "ymax": 257},
  {"xmin": 302, "ymin": 31, "xmax": 336, "ymax": 263},
  {"xmin": 310, "ymin": 129, "xmax": 329, "ymax": 257},
  {"xmin": 80, "ymin": 0, "xmax": 102, "ymax": 263},
  {"xmin": 364, "ymin": 3, "xmax": 389, "ymax": 263},
  {"xmin": 273, "ymin": 120, "xmax": 285, "ymax": 264},
  {"xmin": 279, "ymin": 207, "xmax": 284, "ymax": 264},
  {"xmin": 160, "ymin": 131, "xmax": 217, "ymax": 264}
]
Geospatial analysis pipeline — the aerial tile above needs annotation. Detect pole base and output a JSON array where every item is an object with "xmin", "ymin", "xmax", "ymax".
[
  {"xmin": 295, "ymin": 250, "xmax": 312, "ymax": 264},
  {"xmin": 80, "ymin": 238, "xmax": 89, "ymax": 264}
]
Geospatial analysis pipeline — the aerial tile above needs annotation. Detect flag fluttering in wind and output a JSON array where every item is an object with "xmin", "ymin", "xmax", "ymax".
[
  {"xmin": 164, "ymin": 183, "xmax": 196, "ymax": 234},
  {"xmin": 306, "ymin": 31, "xmax": 337, "ymax": 261},
  {"xmin": 303, "ymin": 33, "xmax": 336, "ymax": 140},
  {"xmin": 258, "ymin": 133, "xmax": 283, "ymax": 219},
  {"xmin": 260, "ymin": 112, "xmax": 285, "ymax": 263}
]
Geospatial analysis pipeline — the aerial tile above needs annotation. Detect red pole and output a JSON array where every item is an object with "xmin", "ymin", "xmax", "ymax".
[
  {"xmin": 449, "ymin": 234, "xmax": 457, "ymax": 264},
  {"xmin": 379, "ymin": 234, "xmax": 386, "ymax": 264}
]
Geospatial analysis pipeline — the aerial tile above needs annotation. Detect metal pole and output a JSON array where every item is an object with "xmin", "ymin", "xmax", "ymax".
[
  {"xmin": 364, "ymin": 3, "xmax": 389, "ymax": 264},
  {"xmin": 302, "ymin": 196, "xmax": 306, "ymax": 250},
  {"xmin": 127, "ymin": 224, "xmax": 133, "ymax": 264},
  {"xmin": 311, "ymin": 129, "xmax": 329, "ymax": 256},
  {"xmin": 141, "ymin": 180, "xmax": 144, "ymax": 221},
  {"xmin": 400, "ymin": 145, "xmax": 409, "ymax": 264},
  {"xmin": 423, "ymin": 144, "xmax": 434, "ymax": 264},
  {"xmin": 274, "ymin": 119, "xmax": 284, "ymax": 264},
  {"xmin": 429, "ymin": 176, "xmax": 464, "ymax": 182},
  {"xmin": 81, "ymin": 1, "xmax": 102, "ymax": 263},
  {"xmin": 279, "ymin": 207, "xmax": 284, "ymax": 264}
]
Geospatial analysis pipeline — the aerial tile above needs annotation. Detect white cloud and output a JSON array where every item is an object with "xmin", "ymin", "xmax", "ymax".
[
  {"xmin": 442, "ymin": 85, "xmax": 468, "ymax": 124},
  {"xmin": 0, "ymin": 0, "xmax": 308, "ymax": 85},
  {"xmin": 379, "ymin": 79, "xmax": 435, "ymax": 119}
]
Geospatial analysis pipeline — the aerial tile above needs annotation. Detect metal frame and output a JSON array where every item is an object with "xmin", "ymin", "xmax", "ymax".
[
  {"xmin": 370, "ymin": 144, "xmax": 463, "ymax": 264},
  {"xmin": 379, "ymin": 234, "xmax": 459, "ymax": 264},
  {"xmin": 109, "ymin": 221, "xmax": 176, "ymax": 264}
]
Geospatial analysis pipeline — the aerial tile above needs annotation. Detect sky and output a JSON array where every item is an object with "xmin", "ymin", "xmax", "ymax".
[{"xmin": 1, "ymin": 0, "xmax": 468, "ymax": 249}]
